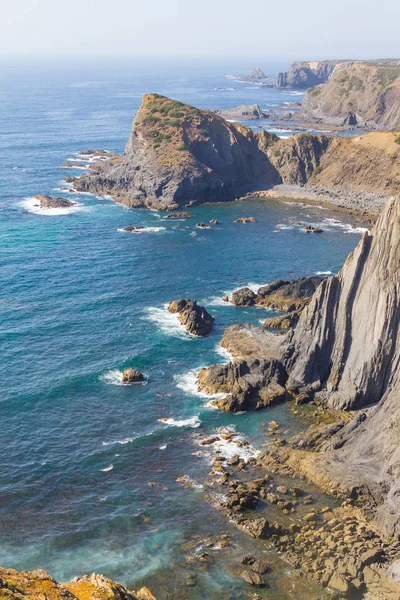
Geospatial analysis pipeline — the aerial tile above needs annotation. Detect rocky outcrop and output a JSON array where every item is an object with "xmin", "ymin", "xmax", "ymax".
[
  {"xmin": 168, "ymin": 299, "xmax": 214, "ymax": 335},
  {"xmin": 229, "ymin": 277, "xmax": 323, "ymax": 311},
  {"xmin": 213, "ymin": 104, "xmax": 267, "ymax": 120},
  {"xmin": 198, "ymin": 357, "xmax": 287, "ymax": 411},
  {"xmin": 267, "ymin": 134, "xmax": 332, "ymax": 185},
  {"xmin": 0, "ymin": 567, "xmax": 155, "ymax": 600},
  {"xmin": 34, "ymin": 195, "xmax": 75, "ymax": 209},
  {"xmin": 277, "ymin": 61, "xmax": 346, "ymax": 89},
  {"xmin": 75, "ymin": 94, "xmax": 280, "ymax": 210},
  {"xmin": 235, "ymin": 67, "xmax": 267, "ymax": 83},
  {"xmin": 301, "ymin": 61, "xmax": 400, "ymax": 129}
]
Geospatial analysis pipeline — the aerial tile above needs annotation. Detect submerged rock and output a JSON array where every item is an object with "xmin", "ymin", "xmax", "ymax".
[
  {"xmin": 168, "ymin": 299, "xmax": 214, "ymax": 336},
  {"xmin": 166, "ymin": 212, "xmax": 194, "ymax": 219},
  {"xmin": 122, "ymin": 368, "xmax": 144, "ymax": 383},
  {"xmin": 121, "ymin": 225, "xmax": 145, "ymax": 232}
]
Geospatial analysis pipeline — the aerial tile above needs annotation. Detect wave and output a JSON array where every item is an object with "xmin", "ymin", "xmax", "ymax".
[
  {"xmin": 214, "ymin": 343, "xmax": 233, "ymax": 363},
  {"xmin": 143, "ymin": 304, "xmax": 196, "ymax": 340},
  {"xmin": 99, "ymin": 369, "xmax": 124, "ymax": 385},
  {"xmin": 158, "ymin": 415, "xmax": 201, "ymax": 428},
  {"xmin": 316, "ymin": 270, "xmax": 333, "ymax": 275},
  {"xmin": 322, "ymin": 218, "xmax": 369, "ymax": 234},
  {"xmin": 100, "ymin": 464, "xmax": 114, "ymax": 472},
  {"xmin": 174, "ymin": 368, "xmax": 225, "ymax": 400},
  {"xmin": 117, "ymin": 226, "xmax": 166, "ymax": 234},
  {"xmin": 275, "ymin": 223, "xmax": 294, "ymax": 230},
  {"xmin": 21, "ymin": 197, "xmax": 85, "ymax": 216},
  {"xmin": 196, "ymin": 425, "xmax": 260, "ymax": 464},
  {"xmin": 176, "ymin": 474, "xmax": 204, "ymax": 490}
]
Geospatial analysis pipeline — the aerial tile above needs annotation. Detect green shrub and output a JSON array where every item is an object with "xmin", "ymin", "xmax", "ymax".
[
  {"xmin": 395, "ymin": 135, "xmax": 400, "ymax": 145},
  {"xmin": 273, "ymin": 149, "xmax": 281, "ymax": 157},
  {"xmin": 313, "ymin": 165, "xmax": 323, "ymax": 176},
  {"xmin": 311, "ymin": 88, "xmax": 321, "ymax": 97},
  {"xmin": 177, "ymin": 143, "xmax": 186, "ymax": 151}
]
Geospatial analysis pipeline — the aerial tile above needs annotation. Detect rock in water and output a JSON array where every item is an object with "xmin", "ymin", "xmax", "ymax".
[
  {"xmin": 277, "ymin": 60, "xmax": 344, "ymax": 88},
  {"xmin": 168, "ymin": 299, "xmax": 214, "ymax": 336},
  {"xmin": 231, "ymin": 287, "xmax": 257, "ymax": 306},
  {"xmin": 34, "ymin": 195, "xmax": 75, "ymax": 208},
  {"xmin": 74, "ymin": 94, "xmax": 280, "ymax": 209},
  {"xmin": 122, "ymin": 368, "xmax": 144, "ymax": 383}
]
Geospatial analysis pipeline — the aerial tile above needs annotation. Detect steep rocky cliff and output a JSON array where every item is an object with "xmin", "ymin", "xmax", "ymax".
[
  {"xmin": 301, "ymin": 62, "xmax": 400, "ymax": 129},
  {"xmin": 75, "ymin": 94, "xmax": 280, "ymax": 209},
  {"xmin": 285, "ymin": 197, "xmax": 400, "ymax": 412},
  {"xmin": 277, "ymin": 61, "xmax": 347, "ymax": 89}
]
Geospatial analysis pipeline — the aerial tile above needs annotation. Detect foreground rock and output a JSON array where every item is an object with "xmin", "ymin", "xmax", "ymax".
[
  {"xmin": 0, "ymin": 567, "xmax": 155, "ymax": 600},
  {"xmin": 34, "ymin": 195, "xmax": 75, "ymax": 209},
  {"xmin": 168, "ymin": 299, "xmax": 214, "ymax": 336},
  {"xmin": 122, "ymin": 368, "xmax": 144, "ymax": 383}
]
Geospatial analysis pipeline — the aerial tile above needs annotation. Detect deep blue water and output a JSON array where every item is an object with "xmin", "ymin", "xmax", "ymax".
[{"xmin": 0, "ymin": 61, "xmax": 363, "ymax": 598}]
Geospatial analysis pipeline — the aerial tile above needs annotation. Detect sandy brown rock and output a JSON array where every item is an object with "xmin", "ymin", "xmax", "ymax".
[
  {"xmin": 34, "ymin": 195, "xmax": 75, "ymax": 209},
  {"xmin": 0, "ymin": 567, "xmax": 155, "ymax": 600}
]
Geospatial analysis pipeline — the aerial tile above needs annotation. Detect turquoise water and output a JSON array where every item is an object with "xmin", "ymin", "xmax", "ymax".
[{"xmin": 0, "ymin": 61, "xmax": 363, "ymax": 597}]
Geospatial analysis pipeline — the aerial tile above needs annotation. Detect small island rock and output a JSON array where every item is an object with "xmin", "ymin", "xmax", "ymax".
[
  {"xmin": 168, "ymin": 299, "xmax": 214, "ymax": 336},
  {"xmin": 122, "ymin": 368, "xmax": 144, "ymax": 384},
  {"xmin": 34, "ymin": 195, "xmax": 75, "ymax": 209}
]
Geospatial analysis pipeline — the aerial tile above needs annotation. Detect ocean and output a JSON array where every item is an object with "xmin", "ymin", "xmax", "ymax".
[{"xmin": 0, "ymin": 60, "xmax": 364, "ymax": 598}]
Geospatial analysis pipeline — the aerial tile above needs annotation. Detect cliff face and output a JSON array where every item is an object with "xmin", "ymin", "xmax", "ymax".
[
  {"xmin": 75, "ymin": 94, "xmax": 280, "ymax": 210},
  {"xmin": 277, "ymin": 61, "xmax": 346, "ymax": 89},
  {"xmin": 283, "ymin": 200, "xmax": 400, "ymax": 535},
  {"xmin": 301, "ymin": 62, "xmax": 400, "ymax": 129},
  {"xmin": 285, "ymin": 197, "xmax": 400, "ymax": 411},
  {"xmin": 267, "ymin": 133, "xmax": 331, "ymax": 184}
]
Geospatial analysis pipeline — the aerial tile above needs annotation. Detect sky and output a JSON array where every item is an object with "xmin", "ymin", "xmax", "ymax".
[{"xmin": 1, "ymin": 0, "xmax": 399, "ymax": 62}]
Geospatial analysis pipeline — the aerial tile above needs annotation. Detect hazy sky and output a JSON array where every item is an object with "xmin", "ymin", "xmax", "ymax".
[{"xmin": 1, "ymin": 0, "xmax": 399, "ymax": 61}]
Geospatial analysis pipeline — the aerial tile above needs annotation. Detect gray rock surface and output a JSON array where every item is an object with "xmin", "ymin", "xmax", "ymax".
[{"xmin": 213, "ymin": 104, "xmax": 267, "ymax": 120}]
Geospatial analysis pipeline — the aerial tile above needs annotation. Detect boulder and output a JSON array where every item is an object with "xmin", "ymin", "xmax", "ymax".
[
  {"xmin": 122, "ymin": 368, "xmax": 144, "ymax": 384},
  {"xmin": 231, "ymin": 287, "xmax": 257, "ymax": 306},
  {"xmin": 240, "ymin": 570, "xmax": 265, "ymax": 586}
]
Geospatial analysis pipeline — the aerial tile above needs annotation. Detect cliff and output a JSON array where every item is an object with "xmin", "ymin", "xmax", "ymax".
[
  {"xmin": 75, "ymin": 94, "xmax": 280, "ymax": 210},
  {"xmin": 277, "ymin": 60, "xmax": 348, "ymax": 89},
  {"xmin": 281, "ymin": 197, "xmax": 400, "ymax": 535},
  {"xmin": 301, "ymin": 61, "xmax": 400, "ymax": 129},
  {"xmin": 285, "ymin": 196, "xmax": 400, "ymax": 411},
  {"xmin": 0, "ymin": 567, "xmax": 155, "ymax": 600},
  {"xmin": 73, "ymin": 94, "xmax": 400, "ymax": 210}
]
